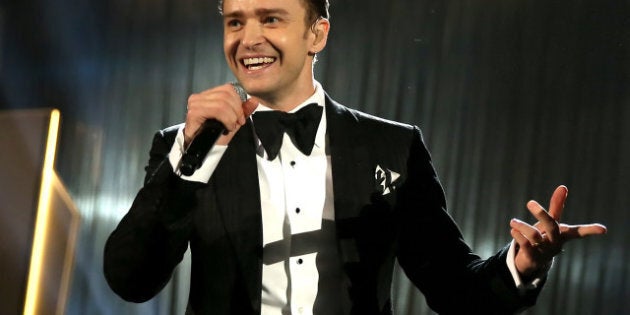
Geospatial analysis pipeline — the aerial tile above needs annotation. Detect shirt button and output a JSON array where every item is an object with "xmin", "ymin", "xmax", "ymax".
[
  {"xmin": 297, "ymin": 258, "xmax": 303, "ymax": 265},
  {"xmin": 290, "ymin": 161, "xmax": 296, "ymax": 166},
  {"xmin": 295, "ymin": 207, "xmax": 301, "ymax": 214},
  {"xmin": 298, "ymin": 306, "xmax": 304, "ymax": 313}
]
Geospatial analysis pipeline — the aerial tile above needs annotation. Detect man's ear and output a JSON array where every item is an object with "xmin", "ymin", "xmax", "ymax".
[{"xmin": 309, "ymin": 18, "xmax": 330, "ymax": 55}]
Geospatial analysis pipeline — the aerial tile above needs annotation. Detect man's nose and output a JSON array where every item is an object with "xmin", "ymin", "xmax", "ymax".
[{"xmin": 241, "ymin": 23, "xmax": 264, "ymax": 49}]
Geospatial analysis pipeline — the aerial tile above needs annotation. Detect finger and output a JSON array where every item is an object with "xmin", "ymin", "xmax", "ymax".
[
  {"xmin": 526, "ymin": 200, "xmax": 559, "ymax": 243},
  {"xmin": 221, "ymin": 84, "xmax": 249, "ymax": 125},
  {"xmin": 579, "ymin": 223, "xmax": 608, "ymax": 235},
  {"xmin": 206, "ymin": 88, "xmax": 246, "ymax": 129},
  {"xmin": 233, "ymin": 97, "xmax": 259, "ymax": 126},
  {"xmin": 186, "ymin": 99, "xmax": 241, "ymax": 144},
  {"xmin": 214, "ymin": 97, "xmax": 259, "ymax": 147},
  {"xmin": 199, "ymin": 100, "xmax": 241, "ymax": 130},
  {"xmin": 548, "ymin": 185, "xmax": 568, "ymax": 221},
  {"xmin": 560, "ymin": 223, "xmax": 608, "ymax": 240},
  {"xmin": 510, "ymin": 228, "xmax": 531, "ymax": 249},
  {"xmin": 510, "ymin": 218, "xmax": 544, "ymax": 245},
  {"xmin": 187, "ymin": 90, "xmax": 238, "ymax": 121},
  {"xmin": 218, "ymin": 86, "xmax": 246, "ymax": 127}
]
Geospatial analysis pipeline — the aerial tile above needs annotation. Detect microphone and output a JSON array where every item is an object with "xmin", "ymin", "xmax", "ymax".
[{"xmin": 179, "ymin": 82, "xmax": 247, "ymax": 176}]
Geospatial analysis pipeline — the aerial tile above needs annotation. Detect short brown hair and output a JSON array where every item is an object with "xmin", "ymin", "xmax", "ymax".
[{"xmin": 218, "ymin": 0, "xmax": 330, "ymax": 25}]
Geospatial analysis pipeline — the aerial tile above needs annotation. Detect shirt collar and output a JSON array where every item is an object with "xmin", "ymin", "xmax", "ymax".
[{"xmin": 251, "ymin": 81, "xmax": 327, "ymax": 154}]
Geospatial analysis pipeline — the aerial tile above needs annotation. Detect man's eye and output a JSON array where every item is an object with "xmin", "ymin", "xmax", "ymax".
[
  {"xmin": 227, "ymin": 20, "xmax": 242, "ymax": 27},
  {"xmin": 264, "ymin": 17, "xmax": 279, "ymax": 24}
]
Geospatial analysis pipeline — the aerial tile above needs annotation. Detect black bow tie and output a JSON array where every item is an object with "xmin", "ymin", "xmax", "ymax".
[{"xmin": 252, "ymin": 103, "xmax": 323, "ymax": 160}]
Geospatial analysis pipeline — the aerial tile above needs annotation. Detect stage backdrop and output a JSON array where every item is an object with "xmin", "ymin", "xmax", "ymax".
[{"xmin": 1, "ymin": 0, "xmax": 628, "ymax": 314}]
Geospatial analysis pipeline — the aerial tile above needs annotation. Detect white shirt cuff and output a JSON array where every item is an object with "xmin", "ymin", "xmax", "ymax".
[
  {"xmin": 168, "ymin": 126, "xmax": 227, "ymax": 183},
  {"xmin": 506, "ymin": 240, "xmax": 552, "ymax": 293}
]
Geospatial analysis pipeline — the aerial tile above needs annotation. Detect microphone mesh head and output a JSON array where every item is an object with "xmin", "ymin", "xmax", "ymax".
[{"xmin": 230, "ymin": 82, "xmax": 248, "ymax": 102}]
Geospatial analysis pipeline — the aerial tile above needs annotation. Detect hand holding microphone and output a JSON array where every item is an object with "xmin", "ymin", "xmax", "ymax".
[{"xmin": 180, "ymin": 82, "xmax": 257, "ymax": 176}]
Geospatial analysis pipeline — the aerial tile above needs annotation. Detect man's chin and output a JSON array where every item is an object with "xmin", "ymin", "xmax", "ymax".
[{"xmin": 238, "ymin": 81, "xmax": 272, "ymax": 98}]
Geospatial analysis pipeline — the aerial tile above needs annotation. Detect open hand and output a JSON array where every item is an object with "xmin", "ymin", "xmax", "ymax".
[{"xmin": 509, "ymin": 185, "xmax": 607, "ymax": 278}]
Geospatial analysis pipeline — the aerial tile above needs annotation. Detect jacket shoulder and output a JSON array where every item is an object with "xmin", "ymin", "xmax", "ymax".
[{"xmin": 326, "ymin": 96, "xmax": 418, "ymax": 136}]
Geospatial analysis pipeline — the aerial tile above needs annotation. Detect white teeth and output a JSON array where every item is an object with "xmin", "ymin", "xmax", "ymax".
[{"xmin": 243, "ymin": 57, "xmax": 275, "ymax": 66}]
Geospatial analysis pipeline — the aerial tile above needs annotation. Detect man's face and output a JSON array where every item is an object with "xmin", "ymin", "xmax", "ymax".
[{"xmin": 222, "ymin": 0, "xmax": 328, "ymax": 107}]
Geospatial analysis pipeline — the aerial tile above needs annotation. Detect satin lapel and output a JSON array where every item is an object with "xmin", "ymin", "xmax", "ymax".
[
  {"xmin": 326, "ymin": 96, "xmax": 373, "ymax": 221},
  {"xmin": 210, "ymin": 120, "xmax": 263, "ymax": 311},
  {"xmin": 326, "ymin": 96, "xmax": 377, "ymax": 313}
]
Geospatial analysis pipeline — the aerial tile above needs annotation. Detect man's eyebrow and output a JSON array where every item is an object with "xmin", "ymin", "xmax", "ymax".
[
  {"xmin": 223, "ymin": 8, "xmax": 290, "ymax": 19},
  {"xmin": 223, "ymin": 11, "xmax": 244, "ymax": 19},
  {"xmin": 255, "ymin": 8, "xmax": 289, "ymax": 16}
]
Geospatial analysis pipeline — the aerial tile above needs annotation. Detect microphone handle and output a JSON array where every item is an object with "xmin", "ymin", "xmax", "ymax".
[
  {"xmin": 179, "ymin": 82, "xmax": 247, "ymax": 176},
  {"xmin": 179, "ymin": 119, "xmax": 225, "ymax": 176}
]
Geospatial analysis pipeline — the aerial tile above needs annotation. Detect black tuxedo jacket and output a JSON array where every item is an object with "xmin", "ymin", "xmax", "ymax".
[{"xmin": 104, "ymin": 95, "xmax": 542, "ymax": 314}]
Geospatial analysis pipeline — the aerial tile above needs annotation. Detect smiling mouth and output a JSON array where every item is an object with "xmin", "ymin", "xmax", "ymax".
[{"xmin": 242, "ymin": 57, "xmax": 276, "ymax": 70}]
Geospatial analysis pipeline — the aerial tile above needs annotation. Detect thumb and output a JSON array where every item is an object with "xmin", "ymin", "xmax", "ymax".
[
  {"xmin": 242, "ymin": 97, "xmax": 259, "ymax": 117},
  {"xmin": 216, "ymin": 97, "xmax": 259, "ymax": 146}
]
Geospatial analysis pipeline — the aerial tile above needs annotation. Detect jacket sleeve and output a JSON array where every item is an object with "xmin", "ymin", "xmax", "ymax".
[
  {"xmin": 103, "ymin": 128, "xmax": 203, "ymax": 302},
  {"xmin": 395, "ymin": 126, "xmax": 543, "ymax": 314}
]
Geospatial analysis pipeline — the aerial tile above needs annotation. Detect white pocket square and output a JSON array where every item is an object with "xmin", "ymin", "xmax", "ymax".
[{"xmin": 375, "ymin": 165, "xmax": 400, "ymax": 196}]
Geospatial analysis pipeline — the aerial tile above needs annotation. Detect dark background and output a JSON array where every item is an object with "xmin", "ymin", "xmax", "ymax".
[{"xmin": 2, "ymin": 0, "xmax": 629, "ymax": 314}]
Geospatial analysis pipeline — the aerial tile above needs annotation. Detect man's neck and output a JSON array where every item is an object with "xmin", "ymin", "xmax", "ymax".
[{"xmin": 256, "ymin": 81, "xmax": 317, "ymax": 112}]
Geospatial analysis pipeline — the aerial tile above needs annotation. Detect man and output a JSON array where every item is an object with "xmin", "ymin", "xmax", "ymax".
[{"xmin": 103, "ymin": 0, "xmax": 607, "ymax": 314}]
